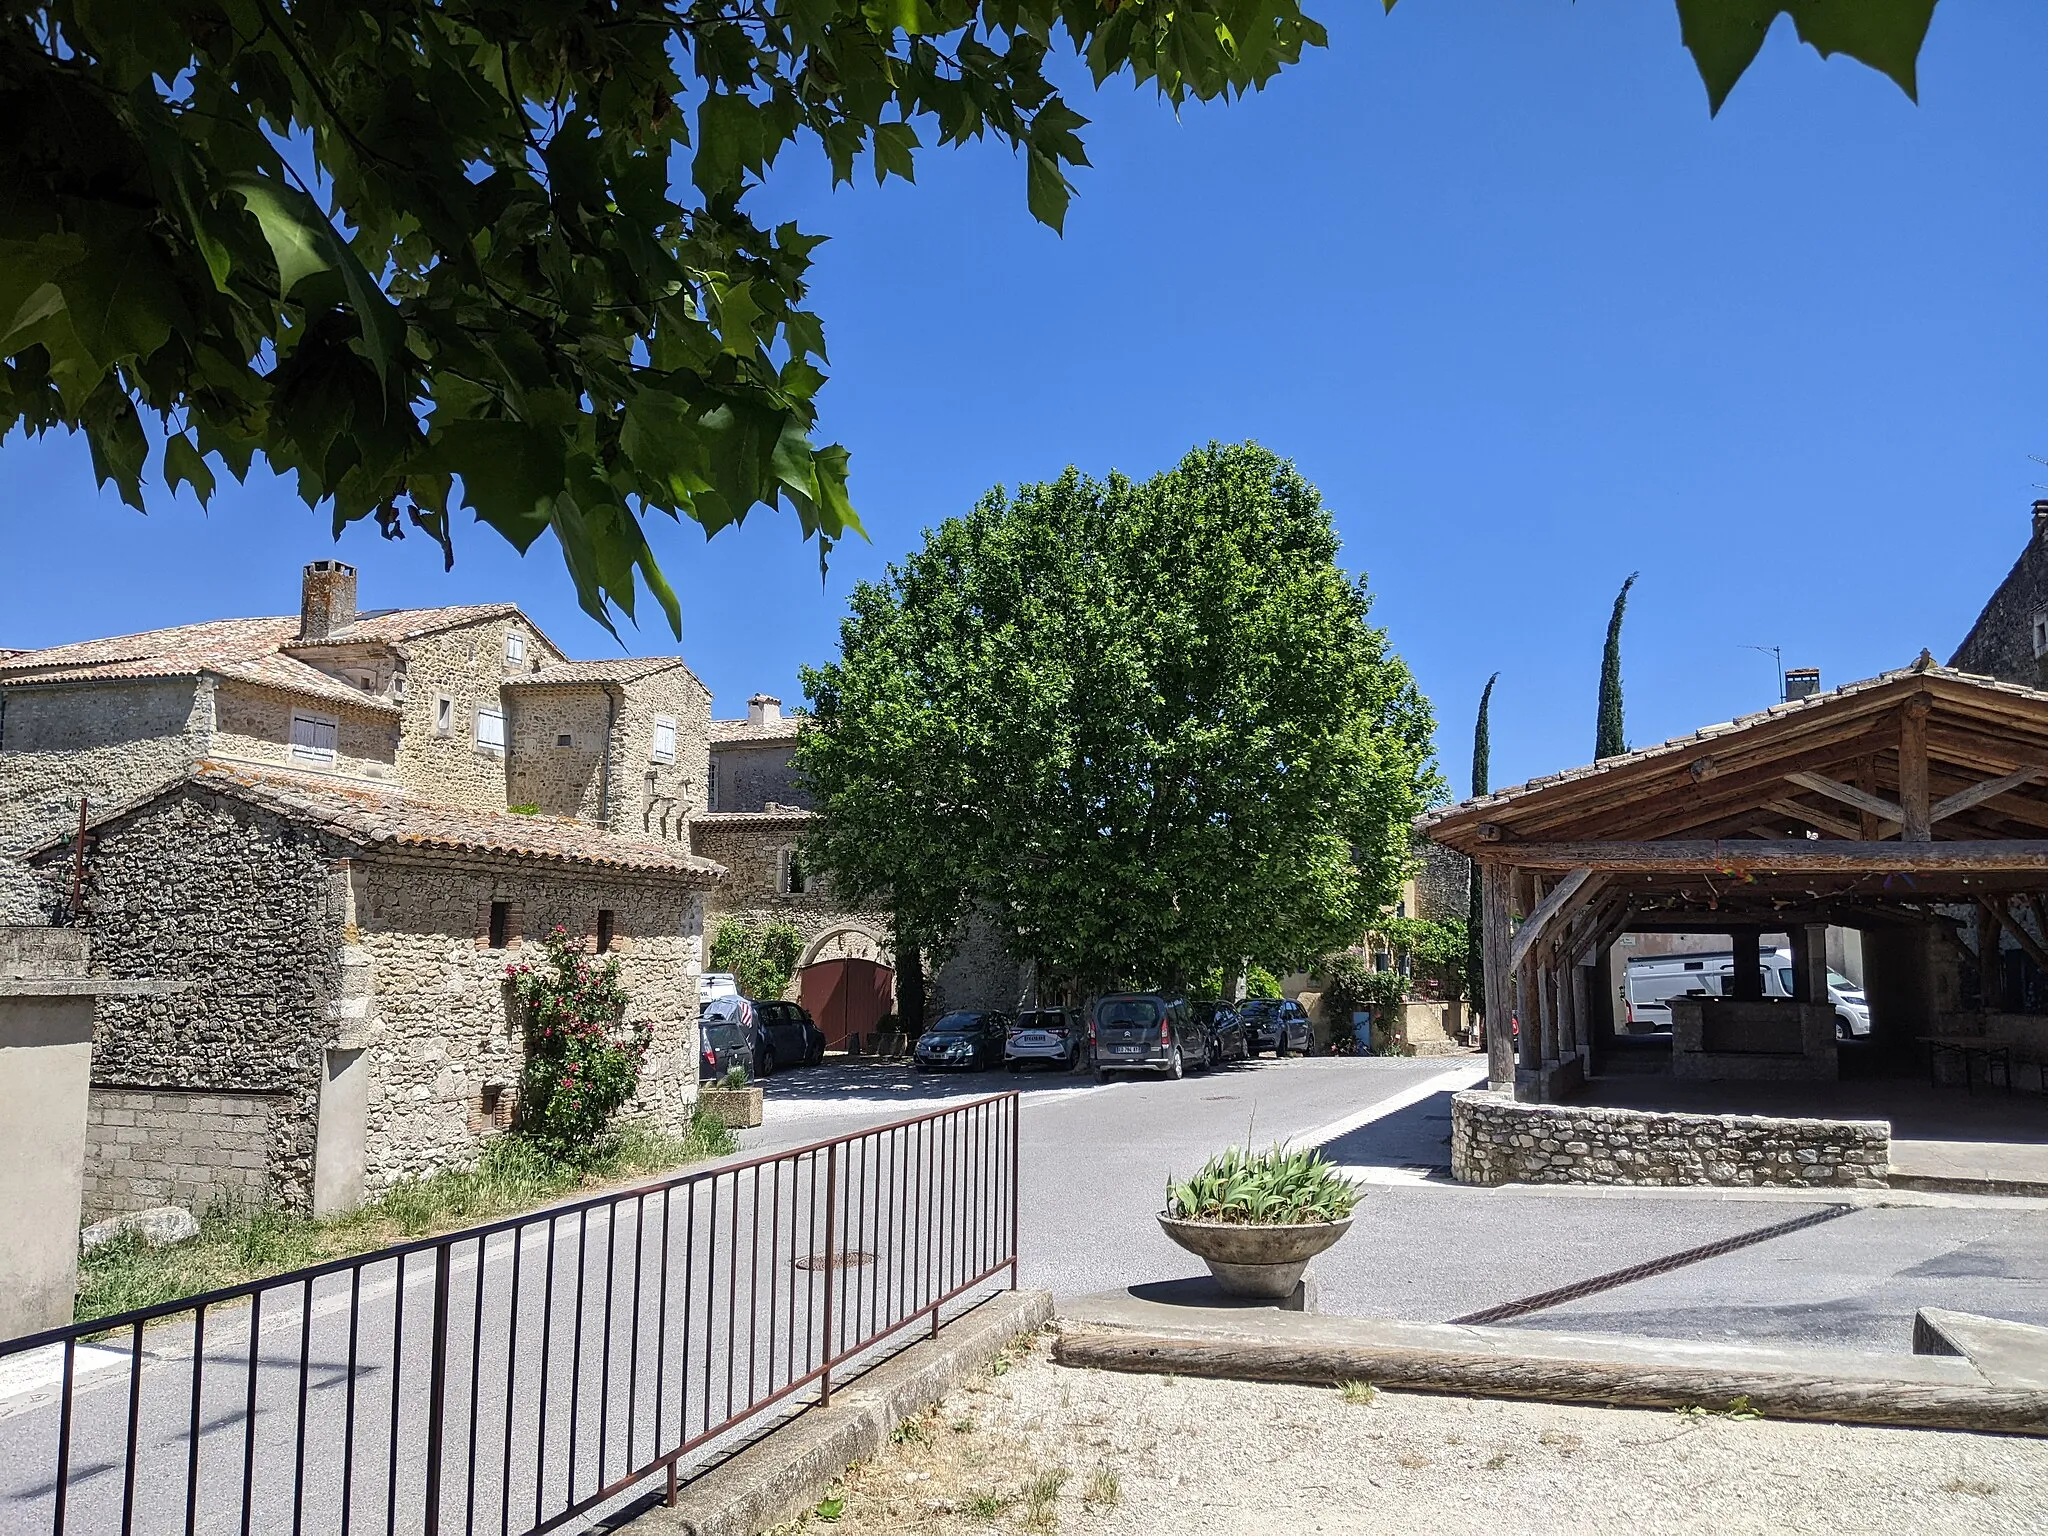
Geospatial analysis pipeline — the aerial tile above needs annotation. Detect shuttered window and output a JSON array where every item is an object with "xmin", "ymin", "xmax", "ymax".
[
  {"xmin": 651, "ymin": 717, "xmax": 677, "ymax": 764},
  {"xmin": 476, "ymin": 708, "xmax": 506, "ymax": 750},
  {"xmin": 290, "ymin": 712, "xmax": 338, "ymax": 764}
]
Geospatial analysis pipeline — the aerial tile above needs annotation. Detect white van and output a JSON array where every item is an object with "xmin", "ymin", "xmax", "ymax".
[{"xmin": 1623, "ymin": 951, "xmax": 1870, "ymax": 1039}]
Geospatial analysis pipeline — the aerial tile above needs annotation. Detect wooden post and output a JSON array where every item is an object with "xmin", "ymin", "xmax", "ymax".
[
  {"xmin": 1854, "ymin": 757, "xmax": 1881, "ymax": 841},
  {"xmin": 1570, "ymin": 963, "xmax": 1590, "ymax": 1065},
  {"xmin": 1516, "ymin": 951, "xmax": 1541, "ymax": 1077},
  {"xmin": 1795, "ymin": 925, "xmax": 1828, "ymax": 1005},
  {"xmin": 1731, "ymin": 929, "xmax": 1763, "ymax": 1001},
  {"xmin": 1481, "ymin": 862, "xmax": 1516, "ymax": 1089},
  {"xmin": 1537, "ymin": 960, "xmax": 1559, "ymax": 1064},
  {"xmin": 1977, "ymin": 901, "xmax": 2010, "ymax": 1013},
  {"xmin": 1900, "ymin": 698, "xmax": 1932, "ymax": 842}
]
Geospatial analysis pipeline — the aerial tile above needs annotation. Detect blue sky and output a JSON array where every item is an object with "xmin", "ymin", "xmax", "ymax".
[{"xmin": 4, "ymin": 2, "xmax": 2044, "ymax": 797}]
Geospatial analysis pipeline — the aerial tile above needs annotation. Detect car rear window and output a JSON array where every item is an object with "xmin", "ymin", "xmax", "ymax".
[
  {"xmin": 704, "ymin": 1023, "xmax": 749, "ymax": 1048},
  {"xmin": 1097, "ymin": 999, "xmax": 1162, "ymax": 1026},
  {"xmin": 1016, "ymin": 1011, "xmax": 1066, "ymax": 1030}
]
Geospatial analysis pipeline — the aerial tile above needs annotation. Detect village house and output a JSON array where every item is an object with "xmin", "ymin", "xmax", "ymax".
[
  {"xmin": 693, "ymin": 693, "xmax": 1028, "ymax": 1046},
  {"xmin": 0, "ymin": 562, "xmax": 721, "ymax": 1219}
]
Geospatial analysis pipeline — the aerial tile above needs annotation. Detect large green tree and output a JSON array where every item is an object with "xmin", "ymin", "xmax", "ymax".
[
  {"xmin": 0, "ymin": 2, "xmax": 1940, "ymax": 626},
  {"xmin": 795, "ymin": 441, "xmax": 1440, "ymax": 993}
]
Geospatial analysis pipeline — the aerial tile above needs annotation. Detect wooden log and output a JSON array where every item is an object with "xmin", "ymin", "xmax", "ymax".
[
  {"xmin": 1785, "ymin": 771, "xmax": 1905, "ymax": 828},
  {"xmin": 1515, "ymin": 950, "xmax": 1540, "ymax": 1075},
  {"xmin": 1995, "ymin": 896, "xmax": 2048, "ymax": 981},
  {"xmin": 1569, "ymin": 961, "xmax": 1590, "ymax": 1061},
  {"xmin": 1509, "ymin": 868, "xmax": 1595, "ymax": 969},
  {"xmin": 1481, "ymin": 863, "xmax": 1516, "ymax": 1089},
  {"xmin": 1051, "ymin": 1328, "xmax": 2048, "ymax": 1437},
  {"xmin": 1764, "ymin": 797, "xmax": 1862, "ymax": 842},
  {"xmin": 1931, "ymin": 764, "xmax": 2048, "ymax": 824},
  {"xmin": 1901, "ymin": 698, "xmax": 1932, "ymax": 842},
  {"xmin": 1490, "ymin": 841, "xmax": 2048, "ymax": 873},
  {"xmin": 1537, "ymin": 959, "xmax": 1559, "ymax": 1064}
]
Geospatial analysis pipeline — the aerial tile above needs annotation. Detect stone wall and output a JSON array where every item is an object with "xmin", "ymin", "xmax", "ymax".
[
  {"xmin": 355, "ymin": 853, "xmax": 703, "ymax": 1191},
  {"xmin": 1414, "ymin": 842, "xmax": 1470, "ymax": 925},
  {"xmin": 506, "ymin": 687, "xmax": 613, "ymax": 822},
  {"xmin": 1449, "ymin": 1089, "xmax": 1890, "ymax": 1189},
  {"xmin": 611, "ymin": 667, "xmax": 711, "ymax": 848},
  {"xmin": 40, "ymin": 787, "xmax": 347, "ymax": 1209},
  {"xmin": 712, "ymin": 740, "xmax": 804, "ymax": 812},
  {"xmin": 0, "ymin": 677, "xmax": 210, "ymax": 922},
  {"xmin": 1949, "ymin": 507, "xmax": 2048, "ymax": 685},
  {"xmin": 389, "ymin": 618, "xmax": 563, "ymax": 812},
  {"xmin": 210, "ymin": 680, "xmax": 400, "ymax": 786},
  {"xmin": 82, "ymin": 1088, "xmax": 290, "ymax": 1218}
]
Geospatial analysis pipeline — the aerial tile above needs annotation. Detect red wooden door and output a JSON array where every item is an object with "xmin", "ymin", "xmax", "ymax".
[{"xmin": 800, "ymin": 958, "xmax": 896, "ymax": 1048}]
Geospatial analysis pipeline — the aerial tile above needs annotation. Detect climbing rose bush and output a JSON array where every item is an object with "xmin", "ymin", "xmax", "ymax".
[{"xmin": 507, "ymin": 928, "xmax": 649, "ymax": 1159}]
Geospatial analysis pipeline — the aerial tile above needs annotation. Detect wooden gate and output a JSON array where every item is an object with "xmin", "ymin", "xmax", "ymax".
[{"xmin": 799, "ymin": 957, "xmax": 896, "ymax": 1049}]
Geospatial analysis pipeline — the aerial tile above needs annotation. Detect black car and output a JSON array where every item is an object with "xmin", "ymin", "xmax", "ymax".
[
  {"xmin": 1192, "ymin": 1000, "xmax": 1248, "ymax": 1064},
  {"xmin": 699, "ymin": 996, "xmax": 827, "ymax": 1079},
  {"xmin": 1238, "ymin": 997, "xmax": 1314, "ymax": 1057},
  {"xmin": 914, "ymin": 1010, "xmax": 1010, "ymax": 1070}
]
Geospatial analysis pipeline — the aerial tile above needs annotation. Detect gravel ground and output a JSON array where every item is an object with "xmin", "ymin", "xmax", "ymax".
[{"xmin": 769, "ymin": 1331, "xmax": 2048, "ymax": 1536}]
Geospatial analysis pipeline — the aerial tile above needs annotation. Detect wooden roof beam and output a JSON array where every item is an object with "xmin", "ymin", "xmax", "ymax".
[{"xmin": 1497, "ymin": 840, "xmax": 2048, "ymax": 873}]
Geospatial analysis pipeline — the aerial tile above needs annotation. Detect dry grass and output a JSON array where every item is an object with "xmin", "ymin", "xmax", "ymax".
[{"xmin": 76, "ymin": 1113, "xmax": 735, "ymax": 1321}]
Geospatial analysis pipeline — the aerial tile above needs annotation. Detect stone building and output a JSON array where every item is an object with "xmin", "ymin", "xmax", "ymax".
[
  {"xmin": 693, "ymin": 693, "xmax": 1029, "ymax": 1043},
  {"xmin": 0, "ymin": 563, "xmax": 719, "ymax": 1217},
  {"xmin": 1949, "ymin": 498, "xmax": 2048, "ymax": 686}
]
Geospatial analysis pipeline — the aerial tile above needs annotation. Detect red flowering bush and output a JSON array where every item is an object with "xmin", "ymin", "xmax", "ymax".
[{"xmin": 507, "ymin": 927, "xmax": 649, "ymax": 1159}]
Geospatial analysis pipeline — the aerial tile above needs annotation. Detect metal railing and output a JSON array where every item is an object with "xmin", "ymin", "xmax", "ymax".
[{"xmin": 0, "ymin": 1093, "xmax": 1020, "ymax": 1535}]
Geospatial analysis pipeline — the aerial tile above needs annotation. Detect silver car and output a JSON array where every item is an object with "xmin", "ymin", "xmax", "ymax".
[{"xmin": 1004, "ymin": 1007, "xmax": 1083, "ymax": 1072}]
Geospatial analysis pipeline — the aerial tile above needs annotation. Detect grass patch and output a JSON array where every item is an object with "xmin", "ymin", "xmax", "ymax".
[
  {"xmin": 1081, "ymin": 1463, "xmax": 1120, "ymax": 1508},
  {"xmin": 1337, "ymin": 1379, "xmax": 1377, "ymax": 1405},
  {"xmin": 1023, "ymin": 1467, "xmax": 1068, "ymax": 1530},
  {"xmin": 76, "ymin": 1112, "xmax": 735, "ymax": 1323},
  {"xmin": 965, "ymin": 1490, "xmax": 1011, "ymax": 1519}
]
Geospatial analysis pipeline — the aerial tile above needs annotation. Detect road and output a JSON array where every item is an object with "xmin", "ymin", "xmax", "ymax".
[{"xmin": 4, "ymin": 1052, "xmax": 2047, "ymax": 1534}]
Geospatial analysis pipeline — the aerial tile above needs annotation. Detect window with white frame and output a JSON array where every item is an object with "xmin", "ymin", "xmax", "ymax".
[
  {"xmin": 505, "ymin": 632, "xmax": 526, "ymax": 666},
  {"xmin": 476, "ymin": 707, "xmax": 506, "ymax": 751},
  {"xmin": 290, "ymin": 711, "xmax": 339, "ymax": 765},
  {"xmin": 651, "ymin": 717, "xmax": 677, "ymax": 764}
]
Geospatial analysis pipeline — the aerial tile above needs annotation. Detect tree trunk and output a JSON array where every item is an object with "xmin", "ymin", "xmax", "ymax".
[{"xmin": 896, "ymin": 930, "xmax": 927, "ymax": 1030}]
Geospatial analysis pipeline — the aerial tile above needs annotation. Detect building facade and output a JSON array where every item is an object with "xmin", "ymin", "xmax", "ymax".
[{"xmin": 1, "ymin": 563, "xmax": 719, "ymax": 1217}]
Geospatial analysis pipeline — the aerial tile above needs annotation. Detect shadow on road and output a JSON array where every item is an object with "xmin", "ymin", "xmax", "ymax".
[{"xmin": 1314, "ymin": 1088, "xmax": 1459, "ymax": 1173}]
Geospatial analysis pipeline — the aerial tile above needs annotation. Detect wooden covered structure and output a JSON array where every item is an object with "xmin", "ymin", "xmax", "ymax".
[{"xmin": 1420, "ymin": 659, "xmax": 2048, "ymax": 1099}]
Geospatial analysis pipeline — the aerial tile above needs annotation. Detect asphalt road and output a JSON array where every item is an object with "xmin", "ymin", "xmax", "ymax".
[{"xmin": 6, "ymin": 1052, "xmax": 2048, "ymax": 1534}]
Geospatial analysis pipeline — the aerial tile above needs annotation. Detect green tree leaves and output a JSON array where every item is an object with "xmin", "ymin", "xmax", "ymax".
[
  {"xmin": 1674, "ymin": 0, "xmax": 1938, "ymax": 114},
  {"xmin": 795, "ymin": 441, "xmax": 1442, "ymax": 993},
  {"xmin": 1, "ymin": 0, "xmax": 1330, "ymax": 629}
]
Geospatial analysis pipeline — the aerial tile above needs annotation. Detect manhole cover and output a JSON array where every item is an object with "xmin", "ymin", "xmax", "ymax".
[{"xmin": 793, "ymin": 1251, "xmax": 877, "ymax": 1271}]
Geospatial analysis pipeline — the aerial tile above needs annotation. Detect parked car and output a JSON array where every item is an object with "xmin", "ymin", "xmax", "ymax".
[
  {"xmin": 1238, "ymin": 997, "xmax": 1313, "ymax": 1057},
  {"xmin": 699, "ymin": 971, "xmax": 739, "ymax": 1004},
  {"xmin": 914, "ymin": 1010, "xmax": 1010, "ymax": 1070},
  {"xmin": 1192, "ymin": 1000, "xmax": 1248, "ymax": 1064},
  {"xmin": 700, "ymin": 995, "xmax": 761, "ymax": 1079},
  {"xmin": 1005, "ymin": 1007, "xmax": 1084, "ymax": 1071},
  {"xmin": 1623, "ymin": 950, "xmax": 1871, "ymax": 1039},
  {"xmin": 1092, "ymin": 993, "xmax": 1211, "ymax": 1080},
  {"xmin": 700, "ymin": 995, "xmax": 827, "ymax": 1078}
]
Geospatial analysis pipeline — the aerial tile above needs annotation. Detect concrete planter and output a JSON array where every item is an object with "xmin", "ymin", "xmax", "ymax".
[
  {"xmin": 1156, "ymin": 1214, "xmax": 1354, "ymax": 1299},
  {"xmin": 699, "ymin": 1085, "xmax": 764, "ymax": 1129}
]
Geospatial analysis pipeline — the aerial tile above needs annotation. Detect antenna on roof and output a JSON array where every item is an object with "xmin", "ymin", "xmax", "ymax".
[{"xmin": 1741, "ymin": 644, "xmax": 1784, "ymax": 702}]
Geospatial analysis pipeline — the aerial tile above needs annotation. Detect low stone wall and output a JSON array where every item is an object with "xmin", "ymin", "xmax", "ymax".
[
  {"xmin": 1449, "ymin": 1089, "xmax": 1889, "ymax": 1189},
  {"xmin": 83, "ymin": 1088, "xmax": 289, "ymax": 1218}
]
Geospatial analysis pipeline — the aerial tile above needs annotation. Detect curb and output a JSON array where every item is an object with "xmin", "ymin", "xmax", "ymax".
[
  {"xmin": 633, "ymin": 1290, "xmax": 1054, "ymax": 1536},
  {"xmin": 1051, "ymin": 1323, "xmax": 2048, "ymax": 1437},
  {"xmin": 1888, "ymin": 1171, "xmax": 2048, "ymax": 1200}
]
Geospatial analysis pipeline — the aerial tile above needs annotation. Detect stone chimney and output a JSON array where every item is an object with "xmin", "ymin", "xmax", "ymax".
[
  {"xmin": 1784, "ymin": 667, "xmax": 1820, "ymax": 701},
  {"xmin": 2033, "ymin": 499, "xmax": 2048, "ymax": 545},
  {"xmin": 747, "ymin": 693, "xmax": 780, "ymax": 727},
  {"xmin": 299, "ymin": 560, "xmax": 358, "ymax": 640}
]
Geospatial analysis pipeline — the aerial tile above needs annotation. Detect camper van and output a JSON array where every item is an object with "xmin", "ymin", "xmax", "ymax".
[{"xmin": 1623, "ymin": 949, "xmax": 1870, "ymax": 1039}]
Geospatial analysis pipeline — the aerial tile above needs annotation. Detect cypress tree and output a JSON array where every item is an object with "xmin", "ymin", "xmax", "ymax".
[
  {"xmin": 1595, "ymin": 573, "xmax": 1638, "ymax": 761},
  {"xmin": 1465, "ymin": 673, "xmax": 1497, "ymax": 1014}
]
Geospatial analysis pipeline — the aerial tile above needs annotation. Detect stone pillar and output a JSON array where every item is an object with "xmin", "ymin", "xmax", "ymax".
[{"xmin": 0, "ymin": 929, "xmax": 177, "ymax": 1337}]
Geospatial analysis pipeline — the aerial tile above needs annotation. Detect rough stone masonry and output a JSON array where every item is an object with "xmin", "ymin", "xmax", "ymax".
[{"xmin": 1450, "ymin": 1089, "xmax": 1890, "ymax": 1189}]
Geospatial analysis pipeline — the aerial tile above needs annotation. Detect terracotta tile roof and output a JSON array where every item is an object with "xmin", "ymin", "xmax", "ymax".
[
  {"xmin": 505, "ymin": 658, "xmax": 698, "ymax": 687},
  {"xmin": 0, "ymin": 617, "xmax": 398, "ymax": 714},
  {"xmin": 1416, "ymin": 661, "xmax": 2048, "ymax": 841},
  {"xmin": 36, "ymin": 763, "xmax": 724, "ymax": 878},
  {"xmin": 709, "ymin": 715, "xmax": 805, "ymax": 744},
  {"xmin": 690, "ymin": 808, "xmax": 815, "ymax": 827},
  {"xmin": 285, "ymin": 603, "xmax": 532, "ymax": 648}
]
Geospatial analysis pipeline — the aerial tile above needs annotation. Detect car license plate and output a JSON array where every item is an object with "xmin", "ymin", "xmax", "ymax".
[{"xmin": 1110, "ymin": 1045, "xmax": 1144, "ymax": 1054}]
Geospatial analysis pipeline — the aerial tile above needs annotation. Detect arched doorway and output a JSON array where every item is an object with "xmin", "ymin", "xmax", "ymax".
[{"xmin": 800, "ymin": 957, "xmax": 896, "ymax": 1049}]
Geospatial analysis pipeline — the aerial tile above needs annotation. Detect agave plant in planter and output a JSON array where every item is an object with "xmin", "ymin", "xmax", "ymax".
[{"xmin": 1159, "ymin": 1146, "xmax": 1361, "ymax": 1299}]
